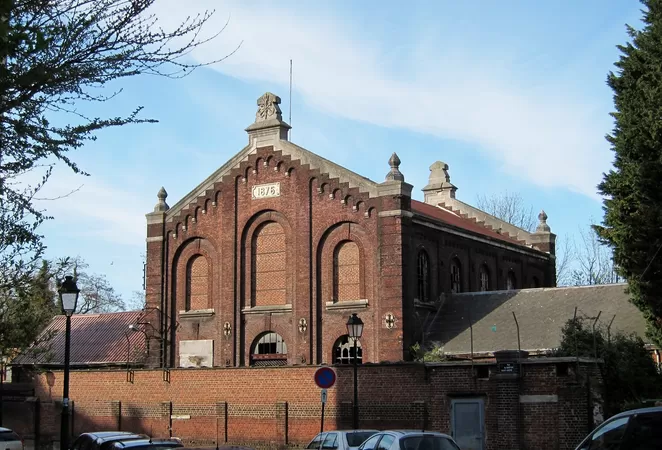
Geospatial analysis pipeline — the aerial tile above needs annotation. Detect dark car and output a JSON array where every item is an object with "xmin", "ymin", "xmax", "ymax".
[
  {"xmin": 575, "ymin": 406, "xmax": 662, "ymax": 449},
  {"xmin": 108, "ymin": 438, "xmax": 184, "ymax": 450},
  {"xmin": 71, "ymin": 432, "xmax": 149, "ymax": 450}
]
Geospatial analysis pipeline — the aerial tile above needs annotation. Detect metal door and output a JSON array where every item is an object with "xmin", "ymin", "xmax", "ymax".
[{"xmin": 451, "ymin": 398, "xmax": 484, "ymax": 450}]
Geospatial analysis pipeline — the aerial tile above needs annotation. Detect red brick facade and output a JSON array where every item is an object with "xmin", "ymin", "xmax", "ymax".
[
  {"xmin": 144, "ymin": 92, "xmax": 556, "ymax": 370},
  {"xmin": 6, "ymin": 359, "xmax": 600, "ymax": 450}
]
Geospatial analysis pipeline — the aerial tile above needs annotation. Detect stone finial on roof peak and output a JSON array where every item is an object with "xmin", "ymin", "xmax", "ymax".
[
  {"xmin": 255, "ymin": 92, "xmax": 283, "ymax": 123},
  {"xmin": 536, "ymin": 210, "xmax": 551, "ymax": 232},
  {"xmin": 385, "ymin": 152, "xmax": 405, "ymax": 182},
  {"xmin": 422, "ymin": 160, "xmax": 456, "ymax": 200},
  {"xmin": 154, "ymin": 186, "xmax": 169, "ymax": 212}
]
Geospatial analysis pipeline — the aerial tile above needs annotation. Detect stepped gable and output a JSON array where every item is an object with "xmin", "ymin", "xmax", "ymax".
[
  {"xmin": 411, "ymin": 199, "xmax": 529, "ymax": 248},
  {"xmin": 164, "ymin": 93, "xmax": 380, "ymax": 228}
]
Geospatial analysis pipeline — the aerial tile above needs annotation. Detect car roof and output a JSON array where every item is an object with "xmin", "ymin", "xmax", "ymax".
[
  {"xmin": 608, "ymin": 406, "xmax": 662, "ymax": 421},
  {"xmin": 80, "ymin": 432, "xmax": 139, "ymax": 440},
  {"xmin": 383, "ymin": 431, "xmax": 454, "ymax": 439},
  {"xmin": 111, "ymin": 439, "xmax": 182, "ymax": 449},
  {"xmin": 0, "ymin": 428, "xmax": 14, "ymax": 433}
]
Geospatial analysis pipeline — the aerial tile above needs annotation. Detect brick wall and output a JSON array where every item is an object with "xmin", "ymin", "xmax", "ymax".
[{"xmin": 10, "ymin": 359, "xmax": 601, "ymax": 450}]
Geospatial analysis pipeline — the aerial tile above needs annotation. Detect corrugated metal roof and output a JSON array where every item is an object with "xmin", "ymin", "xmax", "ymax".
[
  {"xmin": 410, "ymin": 200, "xmax": 530, "ymax": 248},
  {"xmin": 12, "ymin": 310, "xmax": 147, "ymax": 366}
]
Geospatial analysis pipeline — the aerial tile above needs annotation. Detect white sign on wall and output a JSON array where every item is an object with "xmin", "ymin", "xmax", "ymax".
[{"xmin": 252, "ymin": 182, "xmax": 281, "ymax": 200}]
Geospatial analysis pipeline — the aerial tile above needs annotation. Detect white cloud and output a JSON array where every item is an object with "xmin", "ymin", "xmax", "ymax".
[{"xmin": 151, "ymin": 0, "xmax": 613, "ymax": 199}]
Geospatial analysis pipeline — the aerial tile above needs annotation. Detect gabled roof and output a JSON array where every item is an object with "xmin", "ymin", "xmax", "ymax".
[
  {"xmin": 165, "ymin": 139, "xmax": 381, "ymax": 220},
  {"xmin": 12, "ymin": 311, "xmax": 146, "ymax": 366},
  {"xmin": 426, "ymin": 284, "xmax": 650, "ymax": 355}
]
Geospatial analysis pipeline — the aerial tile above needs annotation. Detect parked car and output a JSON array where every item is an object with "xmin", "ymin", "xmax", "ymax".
[
  {"xmin": 108, "ymin": 438, "xmax": 184, "ymax": 450},
  {"xmin": 575, "ymin": 406, "xmax": 662, "ymax": 449},
  {"xmin": 357, "ymin": 431, "xmax": 459, "ymax": 450},
  {"xmin": 306, "ymin": 430, "xmax": 379, "ymax": 450},
  {"xmin": 0, "ymin": 427, "xmax": 23, "ymax": 450},
  {"xmin": 71, "ymin": 432, "xmax": 150, "ymax": 450}
]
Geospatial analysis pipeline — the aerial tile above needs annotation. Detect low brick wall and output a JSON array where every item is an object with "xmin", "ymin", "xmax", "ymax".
[{"xmin": 6, "ymin": 358, "xmax": 601, "ymax": 450}]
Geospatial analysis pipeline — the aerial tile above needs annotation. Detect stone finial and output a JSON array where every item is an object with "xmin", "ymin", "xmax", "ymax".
[
  {"xmin": 153, "ymin": 186, "xmax": 169, "ymax": 212},
  {"xmin": 422, "ymin": 160, "xmax": 457, "ymax": 200},
  {"xmin": 536, "ymin": 210, "xmax": 551, "ymax": 232},
  {"xmin": 255, "ymin": 92, "xmax": 283, "ymax": 123},
  {"xmin": 385, "ymin": 152, "xmax": 405, "ymax": 182}
]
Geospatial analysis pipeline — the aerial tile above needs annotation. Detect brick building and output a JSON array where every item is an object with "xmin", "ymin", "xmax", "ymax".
[{"xmin": 144, "ymin": 92, "xmax": 556, "ymax": 369}]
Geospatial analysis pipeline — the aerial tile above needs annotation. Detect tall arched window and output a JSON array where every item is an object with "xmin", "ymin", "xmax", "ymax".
[
  {"xmin": 531, "ymin": 276, "xmax": 540, "ymax": 288},
  {"xmin": 332, "ymin": 335, "xmax": 363, "ymax": 365},
  {"xmin": 251, "ymin": 332, "xmax": 287, "ymax": 366},
  {"xmin": 479, "ymin": 265, "xmax": 490, "ymax": 292},
  {"xmin": 333, "ymin": 241, "xmax": 360, "ymax": 302},
  {"xmin": 417, "ymin": 250, "xmax": 430, "ymax": 302},
  {"xmin": 186, "ymin": 255, "xmax": 208, "ymax": 310},
  {"xmin": 506, "ymin": 271, "xmax": 517, "ymax": 290},
  {"xmin": 252, "ymin": 221, "xmax": 286, "ymax": 306},
  {"xmin": 450, "ymin": 258, "xmax": 462, "ymax": 293}
]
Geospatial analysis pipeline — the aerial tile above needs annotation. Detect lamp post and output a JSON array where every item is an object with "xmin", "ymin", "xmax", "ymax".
[
  {"xmin": 58, "ymin": 275, "xmax": 80, "ymax": 450},
  {"xmin": 346, "ymin": 313, "xmax": 364, "ymax": 430}
]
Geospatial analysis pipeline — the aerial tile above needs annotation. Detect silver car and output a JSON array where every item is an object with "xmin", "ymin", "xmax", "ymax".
[
  {"xmin": 0, "ymin": 428, "xmax": 23, "ymax": 450},
  {"xmin": 306, "ymin": 430, "xmax": 379, "ymax": 450},
  {"xmin": 357, "ymin": 431, "xmax": 459, "ymax": 450}
]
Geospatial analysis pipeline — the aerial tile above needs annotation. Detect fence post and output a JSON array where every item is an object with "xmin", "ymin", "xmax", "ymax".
[{"xmin": 34, "ymin": 398, "xmax": 41, "ymax": 450}]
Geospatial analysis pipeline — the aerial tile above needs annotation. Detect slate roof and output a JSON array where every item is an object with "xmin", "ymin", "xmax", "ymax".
[
  {"xmin": 410, "ymin": 200, "xmax": 531, "ymax": 249},
  {"xmin": 12, "ymin": 311, "xmax": 147, "ymax": 366},
  {"xmin": 426, "ymin": 283, "xmax": 650, "ymax": 355}
]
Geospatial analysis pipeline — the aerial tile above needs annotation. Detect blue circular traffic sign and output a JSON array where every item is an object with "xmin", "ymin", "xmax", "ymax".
[{"xmin": 314, "ymin": 366, "xmax": 336, "ymax": 389}]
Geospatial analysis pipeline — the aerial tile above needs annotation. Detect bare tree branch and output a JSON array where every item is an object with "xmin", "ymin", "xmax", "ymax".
[{"xmin": 476, "ymin": 190, "xmax": 536, "ymax": 232}]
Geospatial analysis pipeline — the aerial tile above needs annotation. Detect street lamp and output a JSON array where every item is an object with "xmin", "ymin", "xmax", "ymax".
[
  {"xmin": 58, "ymin": 275, "xmax": 79, "ymax": 450},
  {"xmin": 346, "ymin": 313, "xmax": 363, "ymax": 430}
]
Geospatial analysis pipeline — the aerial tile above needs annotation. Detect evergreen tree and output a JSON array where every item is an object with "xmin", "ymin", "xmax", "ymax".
[{"xmin": 595, "ymin": 0, "xmax": 662, "ymax": 347}]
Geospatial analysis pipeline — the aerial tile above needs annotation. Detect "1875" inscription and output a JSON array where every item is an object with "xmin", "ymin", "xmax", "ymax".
[{"xmin": 252, "ymin": 182, "xmax": 281, "ymax": 200}]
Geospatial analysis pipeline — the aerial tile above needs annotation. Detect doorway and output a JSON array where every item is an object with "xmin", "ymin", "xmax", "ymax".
[{"xmin": 450, "ymin": 398, "xmax": 485, "ymax": 450}]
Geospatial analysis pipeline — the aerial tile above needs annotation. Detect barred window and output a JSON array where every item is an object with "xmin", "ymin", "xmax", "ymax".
[
  {"xmin": 506, "ymin": 271, "xmax": 517, "ymax": 290},
  {"xmin": 333, "ymin": 335, "xmax": 363, "ymax": 365},
  {"xmin": 479, "ymin": 265, "xmax": 490, "ymax": 292},
  {"xmin": 417, "ymin": 250, "xmax": 431, "ymax": 302},
  {"xmin": 450, "ymin": 259, "xmax": 462, "ymax": 293},
  {"xmin": 251, "ymin": 332, "xmax": 287, "ymax": 366}
]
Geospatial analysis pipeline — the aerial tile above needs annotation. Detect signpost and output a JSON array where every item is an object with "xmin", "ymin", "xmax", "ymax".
[{"xmin": 314, "ymin": 367, "xmax": 336, "ymax": 433}]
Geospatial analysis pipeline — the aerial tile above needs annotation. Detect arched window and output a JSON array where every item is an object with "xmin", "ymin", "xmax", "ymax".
[
  {"xmin": 333, "ymin": 241, "xmax": 360, "ymax": 302},
  {"xmin": 417, "ymin": 250, "xmax": 430, "ymax": 302},
  {"xmin": 479, "ymin": 265, "xmax": 490, "ymax": 292},
  {"xmin": 186, "ymin": 255, "xmax": 208, "ymax": 310},
  {"xmin": 506, "ymin": 271, "xmax": 517, "ymax": 290},
  {"xmin": 251, "ymin": 332, "xmax": 287, "ymax": 366},
  {"xmin": 332, "ymin": 335, "xmax": 363, "ymax": 365},
  {"xmin": 252, "ymin": 221, "xmax": 286, "ymax": 306},
  {"xmin": 450, "ymin": 258, "xmax": 462, "ymax": 293},
  {"xmin": 531, "ymin": 276, "xmax": 540, "ymax": 288}
]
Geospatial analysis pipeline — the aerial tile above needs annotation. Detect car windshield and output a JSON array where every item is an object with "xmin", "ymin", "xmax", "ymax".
[
  {"xmin": 399, "ymin": 436, "xmax": 459, "ymax": 450},
  {"xmin": 347, "ymin": 432, "xmax": 377, "ymax": 447},
  {"xmin": 0, "ymin": 431, "xmax": 20, "ymax": 442}
]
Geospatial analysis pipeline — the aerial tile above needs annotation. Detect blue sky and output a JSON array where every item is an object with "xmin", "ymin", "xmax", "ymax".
[{"xmin": 33, "ymin": 0, "xmax": 643, "ymax": 303}]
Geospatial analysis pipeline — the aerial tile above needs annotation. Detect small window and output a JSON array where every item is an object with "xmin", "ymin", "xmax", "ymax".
[
  {"xmin": 479, "ymin": 265, "xmax": 489, "ymax": 292},
  {"xmin": 476, "ymin": 365, "xmax": 489, "ymax": 379},
  {"xmin": 450, "ymin": 259, "xmax": 462, "ymax": 293},
  {"xmin": 626, "ymin": 412, "xmax": 662, "ymax": 450},
  {"xmin": 417, "ymin": 250, "xmax": 431, "ymax": 302},
  {"xmin": 333, "ymin": 335, "xmax": 363, "ymax": 365},
  {"xmin": 377, "ymin": 435, "xmax": 395, "ymax": 450},
  {"xmin": 307, "ymin": 434, "xmax": 326, "ymax": 449},
  {"xmin": 359, "ymin": 435, "xmax": 382, "ymax": 450},
  {"xmin": 506, "ymin": 271, "xmax": 517, "ymax": 290},
  {"xmin": 322, "ymin": 433, "xmax": 339, "ymax": 449},
  {"xmin": 556, "ymin": 363, "xmax": 569, "ymax": 377},
  {"xmin": 587, "ymin": 416, "xmax": 630, "ymax": 449},
  {"xmin": 251, "ymin": 332, "xmax": 287, "ymax": 366},
  {"xmin": 347, "ymin": 432, "xmax": 378, "ymax": 447}
]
